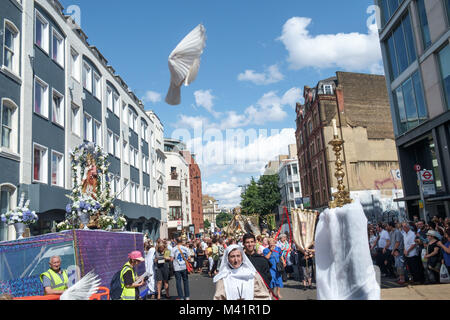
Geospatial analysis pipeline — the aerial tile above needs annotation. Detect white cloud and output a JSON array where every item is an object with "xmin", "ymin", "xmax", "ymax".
[
  {"xmin": 174, "ymin": 88, "xmax": 302, "ymax": 130},
  {"xmin": 278, "ymin": 17, "xmax": 383, "ymax": 73},
  {"xmin": 194, "ymin": 90, "xmax": 222, "ymax": 118},
  {"xmin": 238, "ymin": 64, "xmax": 284, "ymax": 85},
  {"xmin": 142, "ymin": 90, "xmax": 162, "ymax": 103}
]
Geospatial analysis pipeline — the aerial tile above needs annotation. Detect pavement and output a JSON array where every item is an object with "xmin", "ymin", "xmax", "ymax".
[
  {"xmin": 149, "ymin": 268, "xmax": 449, "ymax": 301},
  {"xmin": 381, "ymin": 283, "xmax": 450, "ymax": 300}
]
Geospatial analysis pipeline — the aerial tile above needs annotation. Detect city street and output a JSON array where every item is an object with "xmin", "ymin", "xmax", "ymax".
[{"xmin": 159, "ymin": 267, "xmax": 403, "ymax": 300}]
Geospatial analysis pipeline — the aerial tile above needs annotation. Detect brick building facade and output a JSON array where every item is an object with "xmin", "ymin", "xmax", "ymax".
[{"xmin": 296, "ymin": 72, "xmax": 405, "ymax": 221}]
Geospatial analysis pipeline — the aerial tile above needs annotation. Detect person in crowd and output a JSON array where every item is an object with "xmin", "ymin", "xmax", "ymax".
[
  {"xmin": 258, "ymin": 237, "xmax": 269, "ymax": 255},
  {"xmin": 154, "ymin": 244, "xmax": 170, "ymax": 300},
  {"xmin": 40, "ymin": 255, "xmax": 69, "ymax": 296},
  {"xmin": 278, "ymin": 234, "xmax": 293, "ymax": 281},
  {"xmin": 217, "ymin": 238, "xmax": 225, "ymax": 269},
  {"xmin": 195, "ymin": 242, "xmax": 206, "ymax": 274},
  {"xmin": 243, "ymin": 233, "xmax": 272, "ymax": 287},
  {"xmin": 144, "ymin": 241, "xmax": 156, "ymax": 299},
  {"xmin": 213, "ymin": 245, "xmax": 271, "ymax": 300},
  {"xmin": 424, "ymin": 230, "xmax": 442, "ymax": 283},
  {"xmin": 263, "ymin": 238, "xmax": 284, "ymax": 299},
  {"xmin": 120, "ymin": 251, "xmax": 146, "ymax": 300},
  {"xmin": 437, "ymin": 228, "xmax": 450, "ymax": 274},
  {"xmin": 388, "ymin": 222, "xmax": 405, "ymax": 284},
  {"xmin": 392, "ymin": 249, "xmax": 406, "ymax": 285},
  {"xmin": 188, "ymin": 242, "xmax": 196, "ymax": 273},
  {"xmin": 299, "ymin": 246, "xmax": 314, "ymax": 290},
  {"xmin": 206, "ymin": 241, "xmax": 214, "ymax": 277},
  {"xmin": 170, "ymin": 238, "xmax": 191, "ymax": 300},
  {"xmin": 402, "ymin": 223, "xmax": 425, "ymax": 284},
  {"xmin": 210, "ymin": 238, "xmax": 220, "ymax": 277},
  {"xmin": 369, "ymin": 227, "xmax": 378, "ymax": 262},
  {"xmin": 375, "ymin": 223, "xmax": 391, "ymax": 277}
]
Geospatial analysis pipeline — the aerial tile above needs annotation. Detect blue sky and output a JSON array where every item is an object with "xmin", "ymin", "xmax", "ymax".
[{"xmin": 60, "ymin": 0, "xmax": 384, "ymax": 208}]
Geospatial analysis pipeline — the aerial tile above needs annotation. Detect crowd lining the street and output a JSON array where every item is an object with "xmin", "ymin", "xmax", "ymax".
[{"xmin": 368, "ymin": 216, "xmax": 450, "ymax": 286}]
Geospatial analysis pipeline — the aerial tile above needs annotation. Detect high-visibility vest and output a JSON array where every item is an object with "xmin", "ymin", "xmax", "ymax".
[
  {"xmin": 40, "ymin": 269, "xmax": 69, "ymax": 292},
  {"xmin": 120, "ymin": 262, "xmax": 136, "ymax": 300}
]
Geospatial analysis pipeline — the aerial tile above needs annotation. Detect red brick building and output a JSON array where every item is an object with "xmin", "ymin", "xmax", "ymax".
[{"xmin": 182, "ymin": 151, "xmax": 204, "ymax": 234}]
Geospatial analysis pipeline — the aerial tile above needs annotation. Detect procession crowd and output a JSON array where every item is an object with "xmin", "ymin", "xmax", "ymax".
[
  {"xmin": 141, "ymin": 231, "xmax": 316, "ymax": 300},
  {"xmin": 368, "ymin": 216, "xmax": 450, "ymax": 285}
]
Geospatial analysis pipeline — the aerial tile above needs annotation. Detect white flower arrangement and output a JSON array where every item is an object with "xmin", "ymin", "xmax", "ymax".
[
  {"xmin": 0, "ymin": 193, "xmax": 38, "ymax": 226},
  {"xmin": 56, "ymin": 220, "xmax": 73, "ymax": 231}
]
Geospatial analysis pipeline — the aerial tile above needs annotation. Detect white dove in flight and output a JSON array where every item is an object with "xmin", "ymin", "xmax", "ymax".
[
  {"xmin": 165, "ymin": 24, "xmax": 207, "ymax": 106},
  {"xmin": 60, "ymin": 270, "xmax": 101, "ymax": 300}
]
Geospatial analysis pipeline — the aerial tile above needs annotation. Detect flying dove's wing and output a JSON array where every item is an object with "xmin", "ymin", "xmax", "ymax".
[
  {"xmin": 166, "ymin": 24, "xmax": 206, "ymax": 105},
  {"xmin": 60, "ymin": 271, "xmax": 101, "ymax": 300}
]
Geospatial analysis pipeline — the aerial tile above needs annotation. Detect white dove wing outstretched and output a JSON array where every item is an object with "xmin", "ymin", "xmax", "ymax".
[
  {"xmin": 60, "ymin": 271, "xmax": 101, "ymax": 300},
  {"xmin": 165, "ymin": 24, "xmax": 206, "ymax": 105}
]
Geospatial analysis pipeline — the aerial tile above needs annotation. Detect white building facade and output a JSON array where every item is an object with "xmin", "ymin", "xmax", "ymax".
[
  {"xmin": 164, "ymin": 138, "xmax": 191, "ymax": 238},
  {"xmin": 0, "ymin": 0, "xmax": 163, "ymax": 240}
]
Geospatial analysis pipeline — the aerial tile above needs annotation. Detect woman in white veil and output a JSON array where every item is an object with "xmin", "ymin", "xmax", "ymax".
[{"xmin": 213, "ymin": 244, "xmax": 271, "ymax": 300}]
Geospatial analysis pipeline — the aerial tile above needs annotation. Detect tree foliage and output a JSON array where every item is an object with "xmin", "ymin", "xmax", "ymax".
[
  {"xmin": 240, "ymin": 174, "xmax": 281, "ymax": 216},
  {"xmin": 216, "ymin": 211, "xmax": 233, "ymax": 229},
  {"xmin": 204, "ymin": 219, "xmax": 211, "ymax": 229}
]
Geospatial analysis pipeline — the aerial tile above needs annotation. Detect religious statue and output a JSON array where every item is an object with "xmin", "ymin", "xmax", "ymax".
[{"xmin": 81, "ymin": 154, "xmax": 98, "ymax": 200}]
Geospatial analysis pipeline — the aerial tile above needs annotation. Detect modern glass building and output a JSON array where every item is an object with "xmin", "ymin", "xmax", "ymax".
[
  {"xmin": 0, "ymin": 0, "xmax": 163, "ymax": 241},
  {"xmin": 376, "ymin": 0, "xmax": 450, "ymax": 219}
]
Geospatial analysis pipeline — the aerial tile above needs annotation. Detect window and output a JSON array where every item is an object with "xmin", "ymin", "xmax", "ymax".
[
  {"xmin": 93, "ymin": 120, "xmax": 102, "ymax": 147},
  {"xmin": 141, "ymin": 122, "xmax": 148, "ymax": 140},
  {"xmin": 114, "ymin": 134, "xmax": 120, "ymax": 158},
  {"xmin": 169, "ymin": 207, "xmax": 181, "ymax": 221},
  {"xmin": 1, "ymin": 99, "xmax": 17, "ymax": 151},
  {"xmin": 437, "ymin": 44, "xmax": 450, "ymax": 110},
  {"xmin": 416, "ymin": 0, "xmax": 431, "ymax": 50},
  {"xmin": 292, "ymin": 164, "xmax": 298, "ymax": 175},
  {"xmin": 323, "ymin": 84, "xmax": 333, "ymax": 95},
  {"xmin": 106, "ymin": 87, "xmax": 113, "ymax": 111},
  {"xmin": 34, "ymin": 77, "xmax": 48, "ymax": 118},
  {"xmin": 3, "ymin": 21, "xmax": 20, "ymax": 73},
  {"xmin": 51, "ymin": 151, "xmax": 64, "ymax": 187},
  {"xmin": 113, "ymin": 93, "xmax": 120, "ymax": 116},
  {"xmin": 33, "ymin": 143, "xmax": 48, "ymax": 183},
  {"xmin": 70, "ymin": 48, "xmax": 80, "ymax": 81},
  {"xmin": 83, "ymin": 113, "xmax": 92, "ymax": 141},
  {"xmin": 143, "ymin": 155, "xmax": 148, "ymax": 173},
  {"xmin": 107, "ymin": 130, "xmax": 114, "ymax": 155},
  {"xmin": 130, "ymin": 182, "xmax": 136, "ymax": 203},
  {"xmin": 385, "ymin": 13, "xmax": 417, "ymax": 80},
  {"xmin": 123, "ymin": 179, "xmax": 129, "ymax": 202},
  {"xmin": 130, "ymin": 146, "xmax": 135, "ymax": 167},
  {"xmin": 393, "ymin": 71, "xmax": 427, "ymax": 134},
  {"xmin": 93, "ymin": 72, "xmax": 101, "ymax": 100},
  {"xmin": 143, "ymin": 187, "xmax": 148, "ymax": 205},
  {"xmin": 123, "ymin": 141, "xmax": 129, "ymax": 163},
  {"xmin": 171, "ymin": 167, "xmax": 178, "ymax": 180},
  {"xmin": 51, "ymin": 89, "xmax": 64, "ymax": 127},
  {"xmin": 133, "ymin": 114, "xmax": 138, "ymax": 132},
  {"xmin": 136, "ymin": 185, "xmax": 141, "ymax": 204},
  {"xmin": 35, "ymin": 11, "xmax": 49, "ymax": 53},
  {"xmin": 71, "ymin": 104, "xmax": 80, "ymax": 136},
  {"xmin": 51, "ymin": 28, "xmax": 64, "ymax": 66},
  {"xmin": 115, "ymin": 176, "xmax": 120, "ymax": 198},
  {"xmin": 122, "ymin": 103, "xmax": 128, "ymax": 125},
  {"xmin": 82, "ymin": 62, "xmax": 92, "ymax": 92},
  {"xmin": 128, "ymin": 110, "xmax": 134, "ymax": 130},
  {"xmin": 0, "ymin": 186, "xmax": 14, "ymax": 241},
  {"xmin": 446, "ymin": 0, "xmax": 450, "ymax": 26},
  {"xmin": 135, "ymin": 149, "xmax": 139, "ymax": 169}
]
